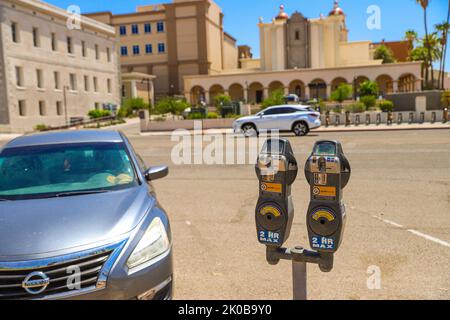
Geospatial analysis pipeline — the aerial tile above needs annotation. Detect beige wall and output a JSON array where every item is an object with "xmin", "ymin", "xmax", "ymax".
[
  {"xmin": 0, "ymin": 0, "xmax": 120, "ymax": 133},
  {"xmin": 259, "ymin": 21, "xmax": 287, "ymax": 71},
  {"xmin": 184, "ymin": 62, "xmax": 423, "ymax": 104},
  {"xmin": 223, "ymin": 35, "xmax": 238, "ymax": 70}
]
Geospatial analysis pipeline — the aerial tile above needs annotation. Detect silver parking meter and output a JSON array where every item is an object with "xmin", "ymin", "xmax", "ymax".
[
  {"xmin": 304, "ymin": 141, "xmax": 351, "ymax": 254},
  {"xmin": 255, "ymin": 139, "xmax": 298, "ymax": 247}
]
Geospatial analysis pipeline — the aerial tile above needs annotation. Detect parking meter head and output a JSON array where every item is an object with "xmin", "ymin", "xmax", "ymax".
[
  {"xmin": 255, "ymin": 139, "xmax": 298, "ymax": 247},
  {"xmin": 304, "ymin": 140, "xmax": 351, "ymax": 253}
]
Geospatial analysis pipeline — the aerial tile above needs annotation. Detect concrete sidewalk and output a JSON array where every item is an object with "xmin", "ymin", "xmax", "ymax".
[{"xmin": 140, "ymin": 122, "xmax": 450, "ymax": 136}]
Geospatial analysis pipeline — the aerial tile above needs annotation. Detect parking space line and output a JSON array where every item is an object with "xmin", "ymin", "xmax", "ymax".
[{"xmin": 373, "ymin": 216, "xmax": 450, "ymax": 249}]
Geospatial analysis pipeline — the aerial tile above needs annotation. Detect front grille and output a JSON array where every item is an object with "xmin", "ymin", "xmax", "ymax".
[{"xmin": 0, "ymin": 241, "xmax": 125, "ymax": 300}]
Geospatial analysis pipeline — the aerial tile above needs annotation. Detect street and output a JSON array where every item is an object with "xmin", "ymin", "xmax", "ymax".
[{"xmin": 1, "ymin": 127, "xmax": 449, "ymax": 300}]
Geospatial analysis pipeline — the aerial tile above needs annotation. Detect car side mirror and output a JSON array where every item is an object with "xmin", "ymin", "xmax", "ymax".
[{"xmin": 144, "ymin": 166, "xmax": 169, "ymax": 181}]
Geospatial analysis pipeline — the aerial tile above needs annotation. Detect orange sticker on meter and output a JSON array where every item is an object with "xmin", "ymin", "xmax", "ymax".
[
  {"xmin": 313, "ymin": 186, "xmax": 336, "ymax": 197},
  {"xmin": 261, "ymin": 182, "xmax": 282, "ymax": 193}
]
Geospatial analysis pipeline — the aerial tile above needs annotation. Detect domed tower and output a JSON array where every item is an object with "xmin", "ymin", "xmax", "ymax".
[
  {"xmin": 275, "ymin": 5, "xmax": 289, "ymax": 21},
  {"xmin": 328, "ymin": 0, "xmax": 348, "ymax": 42}
]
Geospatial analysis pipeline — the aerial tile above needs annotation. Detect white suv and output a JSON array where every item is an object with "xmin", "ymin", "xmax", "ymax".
[{"xmin": 233, "ymin": 105, "xmax": 321, "ymax": 137}]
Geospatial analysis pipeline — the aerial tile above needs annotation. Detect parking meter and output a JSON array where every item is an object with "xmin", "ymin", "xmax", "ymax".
[
  {"xmin": 304, "ymin": 141, "xmax": 351, "ymax": 253},
  {"xmin": 255, "ymin": 139, "xmax": 298, "ymax": 247}
]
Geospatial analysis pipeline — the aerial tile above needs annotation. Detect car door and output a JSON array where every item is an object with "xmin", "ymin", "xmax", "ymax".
[{"xmin": 256, "ymin": 108, "xmax": 281, "ymax": 130}]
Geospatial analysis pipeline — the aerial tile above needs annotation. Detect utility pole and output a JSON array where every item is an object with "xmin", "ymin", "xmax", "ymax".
[
  {"xmin": 141, "ymin": 78, "xmax": 152, "ymax": 115},
  {"xmin": 63, "ymin": 85, "xmax": 69, "ymax": 126}
]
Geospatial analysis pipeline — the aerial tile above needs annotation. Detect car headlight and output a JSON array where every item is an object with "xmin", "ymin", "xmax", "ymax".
[{"xmin": 127, "ymin": 217, "xmax": 170, "ymax": 270}]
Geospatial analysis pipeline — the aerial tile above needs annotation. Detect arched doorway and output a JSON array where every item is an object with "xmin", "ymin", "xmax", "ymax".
[
  {"xmin": 249, "ymin": 82, "xmax": 264, "ymax": 104},
  {"xmin": 376, "ymin": 74, "xmax": 394, "ymax": 96},
  {"xmin": 331, "ymin": 77, "xmax": 348, "ymax": 91},
  {"xmin": 268, "ymin": 81, "xmax": 285, "ymax": 96},
  {"xmin": 289, "ymin": 80, "xmax": 305, "ymax": 99},
  {"xmin": 229, "ymin": 83, "xmax": 244, "ymax": 102},
  {"xmin": 191, "ymin": 86, "xmax": 205, "ymax": 105},
  {"xmin": 398, "ymin": 74, "xmax": 417, "ymax": 92},
  {"xmin": 209, "ymin": 84, "xmax": 225, "ymax": 105},
  {"xmin": 309, "ymin": 79, "xmax": 327, "ymax": 100}
]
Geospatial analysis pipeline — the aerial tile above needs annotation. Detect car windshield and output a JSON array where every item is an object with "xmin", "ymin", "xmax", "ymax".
[{"xmin": 0, "ymin": 142, "xmax": 138, "ymax": 200}]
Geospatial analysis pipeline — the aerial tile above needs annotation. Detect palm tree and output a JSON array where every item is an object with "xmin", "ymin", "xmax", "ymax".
[
  {"xmin": 416, "ymin": 0, "xmax": 435, "ymax": 89},
  {"xmin": 435, "ymin": 22, "xmax": 450, "ymax": 89},
  {"xmin": 405, "ymin": 29, "xmax": 418, "ymax": 45}
]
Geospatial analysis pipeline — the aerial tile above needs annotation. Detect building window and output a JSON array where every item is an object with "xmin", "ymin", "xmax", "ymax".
[
  {"xmin": 144, "ymin": 23, "xmax": 152, "ymax": 33},
  {"xmin": 145, "ymin": 44, "xmax": 153, "ymax": 54},
  {"xmin": 51, "ymin": 33, "xmax": 57, "ymax": 51},
  {"xmin": 133, "ymin": 45, "xmax": 140, "ymax": 55},
  {"xmin": 157, "ymin": 22, "xmax": 164, "ymax": 33},
  {"xmin": 158, "ymin": 43, "xmax": 165, "ymax": 53},
  {"xmin": 121, "ymin": 46, "xmax": 128, "ymax": 56},
  {"xmin": 67, "ymin": 36, "xmax": 73, "ymax": 54},
  {"xmin": 93, "ymin": 77, "xmax": 98, "ymax": 92},
  {"xmin": 36, "ymin": 69, "xmax": 43, "ymax": 89},
  {"xmin": 84, "ymin": 75, "xmax": 89, "ymax": 91},
  {"xmin": 32, "ymin": 27, "xmax": 39, "ymax": 47},
  {"xmin": 39, "ymin": 101, "xmax": 46, "ymax": 116},
  {"xmin": 107, "ymin": 79, "xmax": 112, "ymax": 94},
  {"xmin": 95, "ymin": 44, "xmax": 99, "ymax": 60},
  {"xmin": 119, "ymin": 25, "xmax": 127, "ymax": 36},
  {"xmin": 15, "ymin": 66, "xmax": 23, "ymax": 87},
  {"xmin": 132, "ymin": 24, "xmax": 139, "ymax": 35},
  {"xmin": 81, "ymin": 41, "xmax": 87, "ymax": 57},
  {"xmin": 107, "ymin": 47, "xmax": 111, "ymax": 62},
  {"xmin": 295, "ymin": 30, "xmax": 300, "ymax": 41},
  {"xmin": 54, "ymin": 71, "xmax": 60, "ymax": 90},
  {"xmin": 95, "ymin": 102, "xmax": 100, "ymax": 110},
  {"xmin": 56, "ymin": 101, "xmax": 63, "ymax": 116},
  {"xmin": 18, "ymin": 100, "xmax": 26, "ymax": 116},
  {"xmin": 11, "ymin": 22, "xmax": 19, "ymax": 43},
  {"xmin": 69, "ymin": 73, "xmax": 77, "ymax": 91}
]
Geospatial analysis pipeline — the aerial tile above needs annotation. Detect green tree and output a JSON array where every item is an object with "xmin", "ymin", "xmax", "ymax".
[
  {"xmin": 214, "ymin": 94, "xmax": 232, "ymax": 114},
  {"xmin": 360, "ymin": 95, "xmax": 377, "ymax": 110},
  {"xmin": 119, "ymin": 97, "xmax": 149, "ymax": 118},
  {"xmin": 441, "ymin": 90, "xmax": 450, "ymax": 108},
  {"xmin": 374, "ymin": 45, "xmax": 396, "ymax": 63},
  {"xmin": 359, "ymin": 80, "xmax": 379, "ymax": 97},
  {"xmin": 155, "ymin": 97, "xmax": 190, "ymax": 116},
  {"xmin": 416, "ymin": 0, "xmax": 435, "ymax": 88},
  {"xmin": 330, "ymin": 83, "xmax": 353, "ymax": 103},
  {"xmin": 435, "ymin": 21, "xmax": 450, "ymax": 89},
  {"xmin": 261, "ymin": 89, "xmax": 285, "ymax": 109}
]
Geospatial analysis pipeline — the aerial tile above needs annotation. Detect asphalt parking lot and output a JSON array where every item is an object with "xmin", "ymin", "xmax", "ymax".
[{"xmin": 1, "ymin": 128, "xmax": 449, "ymax": 300}]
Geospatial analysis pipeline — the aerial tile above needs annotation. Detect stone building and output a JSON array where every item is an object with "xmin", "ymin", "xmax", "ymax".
[
  {"xmin": 85, "ymin": 0, "xmax": 240, "ymax": 98},
  {"xmin": 184, "ymin": 1, "xmax": 423, "ymax": 105},
  {"xmin": 0, "ymin": 0, "xmax": 121, "ymax": 133}
]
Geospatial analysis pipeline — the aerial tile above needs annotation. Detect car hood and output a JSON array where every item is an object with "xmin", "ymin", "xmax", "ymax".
[
  {"xmin": 235, "ymin": 115, "xmax": 257, "ymax": 123},
  {"xmin": 0, "ymin": 186, "xmax": 153, "ymax": 258}
]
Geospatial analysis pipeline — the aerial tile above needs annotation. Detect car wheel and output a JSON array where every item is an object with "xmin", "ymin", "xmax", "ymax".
[
  {"xmin": 293, "ymin": 122, "xmax": 308, "ymax": 136},
  {"xmin": 242, "ymin": 124, "xmax": 258, "ymax": 137}
]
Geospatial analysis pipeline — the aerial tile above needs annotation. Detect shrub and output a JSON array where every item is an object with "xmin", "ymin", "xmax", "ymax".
[
  {"xmin": 214, "ymin": 94, "xmax": 232, "ymax": 114},
  {"xmin": 332, "ymin": 105, "xmax": 343, "ymax": 114},
  {"xmin": 225, "ymin": 113, "xmax": 242, "ymax": 119},
  {"xmin": 345, "ymin": 102, "xmax": 366, "ymax": 113},
  {"xmin": 34, "ymin": 124, "xmax": 49, "ymax": 131},
  {"xmin": 359, "ymin": 80, "xmax": 379, "ymax": 97},
  {"xmin": 378, "ymin": 100, "xmax": 394, "ymax": 112},
  {"xmin": 187, "ymin": 112, "xmax": 205, "ymax": 120},
  {"xmin": 207, "ymin": 112, "xmax": 219, "ymax": 119},
  {"xmin": 261, "ymin": 89, "xmax": 285, "ymax": 109},
  {"xmin": 330, "ymin": 84, "xmax": 353, "ymax": 103},
  {"xmin": 119, "ymin": 97, "xmax": 149, "ymax": 118},
  {"xmin": 441, "ymin": 90, "xmax": 450, "ymax": 108},
  {"xmin": 360, "ymin": 95, "xmax": 377, "ymax": 110},
  {"xmin": 155, "ymin": 97, "xmax": 190, "ymax": 116},
  {"xmin": 88, "ymin": 109, "xmax": 112, "ymax": 119}
]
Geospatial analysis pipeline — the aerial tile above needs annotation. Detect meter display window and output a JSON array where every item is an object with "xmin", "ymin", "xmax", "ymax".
[
  {"xmin": 263, "ymin": 140, "xmax": 285, "ymax": 155},
  {"xmin": 314, "ymin": 142, "xmax": 336, "ymax": 156}
]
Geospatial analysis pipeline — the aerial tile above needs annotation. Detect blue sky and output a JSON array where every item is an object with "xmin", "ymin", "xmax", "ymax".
[{"xmin": 46, "ymin": 0, "xmax": 449, "ymax": 69}]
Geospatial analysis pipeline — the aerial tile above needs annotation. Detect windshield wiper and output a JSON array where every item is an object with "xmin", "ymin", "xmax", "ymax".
[
  {"xmin": 55, "ymin": 190, "xmax": 110, "ymax": 198},
  {"xmin": 0, "ymin": 199, "xmax": 11, "ymax": 202}
]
